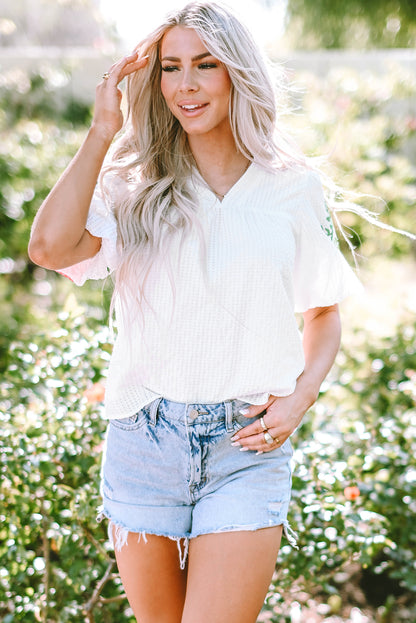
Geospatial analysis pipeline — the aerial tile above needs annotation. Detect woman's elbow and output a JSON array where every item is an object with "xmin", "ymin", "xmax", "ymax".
[
  {"xmin": 28, "ymin": 236, "xmax": 62, "ymax": 270},
  {"xmin": 28, "ymin": 229, "xmax": 101, "ymax": 269}
]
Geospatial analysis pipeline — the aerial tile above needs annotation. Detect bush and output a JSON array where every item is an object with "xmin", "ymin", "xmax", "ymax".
[
  {"xmin": 0, "ymin": 302, "xmax": 133, "ymax": 622},
  {"xmin": 1, "ymin": 59, "xmax": 415, "ymax": 622},
  {"xmin": 0, "ymin": 69, "xmax": 99, "ymax": 372},
  {"xmin": 1, "ymin": 304, "xmax": 415, "ymax": 621},
  {"xmin": 262, "ymin": 323, "xmax": 416, "ymax": 621}
]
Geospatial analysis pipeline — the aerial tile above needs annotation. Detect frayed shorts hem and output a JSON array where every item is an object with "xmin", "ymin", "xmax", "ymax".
[{"xmin": 97, "ymin": 507, "xmax": 298, "ymax": 570}]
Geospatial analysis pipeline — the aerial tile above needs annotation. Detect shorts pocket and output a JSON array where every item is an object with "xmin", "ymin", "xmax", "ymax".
[
  {"xmin": 232, "ymin": 410, "xmax": 262, "ymax": 432},
  {"xmin": 110, "ymin": 409, "xmax": 147, "ymax": 431},
  {"xmin": 278, "ymin": 437, "xmax": 294, "ymax": 457},
  {"xmin": 232, "ymin": 411, "xmax": 294, "ymax": 457}
]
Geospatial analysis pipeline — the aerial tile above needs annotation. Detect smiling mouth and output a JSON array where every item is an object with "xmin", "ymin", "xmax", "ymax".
[{"xmin": 179, "ymin": 103, "xmax": 208, "ymax": 111}]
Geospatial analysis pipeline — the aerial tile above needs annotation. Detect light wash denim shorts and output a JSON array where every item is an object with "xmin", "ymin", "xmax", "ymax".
[{"xmin": 98, "ymin": 397, "xmax": 297, "ymax": 568}]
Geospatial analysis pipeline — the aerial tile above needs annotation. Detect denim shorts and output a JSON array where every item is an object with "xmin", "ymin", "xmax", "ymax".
[{"xmin": 98, "ymin": 397, "xmax": 297, "ymax": 568}]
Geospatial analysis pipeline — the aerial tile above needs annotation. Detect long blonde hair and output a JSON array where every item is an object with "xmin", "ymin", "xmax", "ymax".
[{"xmin": 101, "ymin": 1, "xmax": 311, "ymax": 317}]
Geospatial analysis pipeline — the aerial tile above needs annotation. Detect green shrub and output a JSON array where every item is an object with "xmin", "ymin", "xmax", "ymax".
[
  {"xmin": 0, "ymin": 302, "xmax": 133, "ymax": 622},
  {"xmin": 1, "ymin": 60, "xmax": 415, "ymax": 622},
  {"xmin": 263, "ymin": 323, "xmax": 416, "ymax": 620},
  {"xmin": 1, "ymin": 305, "xmax": 415, "ymax": 621},
  {"xmin": 0, "ymin": 70, "xmax": 97, "ymax": 372}
]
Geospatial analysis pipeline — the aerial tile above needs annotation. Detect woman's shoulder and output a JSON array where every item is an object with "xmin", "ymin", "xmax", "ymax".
[
  {"xmin": 98, "ymin": 170, "xmax": 131, "ymax": 214},
  {"xmin": 259, "ymin": 163, "xmax": 320, "ymax": 187},
  {"xmin": 250, "ymin": 163, "xmax": 323, "ymax": 208}
]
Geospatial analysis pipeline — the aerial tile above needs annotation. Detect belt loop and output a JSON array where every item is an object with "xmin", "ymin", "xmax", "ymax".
[
  {"xmin": 225, "ymin": 400, "xmax": 234, "ymax": 432},
  {"xmin": 149, "ymin": 397, "xmax": 163, "ymax": 426}
]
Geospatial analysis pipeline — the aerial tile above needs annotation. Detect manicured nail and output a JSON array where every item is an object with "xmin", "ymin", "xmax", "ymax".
[
  {"xmin": 231, "ymin": 441, "xmax": 241, "ymax": 447},
  {"xmin": 239, "ymin": 408, "xmax": 250, "ymax": 415},
  {"xmin": 256, "ymin": 451, "xmax": 263, "ymax": 455},
  {"xmin": 240, "ymin": 447, "xmax": 249, "ymax": 452},
  {"xmin": 230, "ymin": 434, "xmax": 239, "ymax": 442}
]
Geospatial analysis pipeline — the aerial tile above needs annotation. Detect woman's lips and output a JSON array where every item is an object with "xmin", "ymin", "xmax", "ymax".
[{"xmin": 178, "ymin": 102, "xmax": 209, "ymax": 115}]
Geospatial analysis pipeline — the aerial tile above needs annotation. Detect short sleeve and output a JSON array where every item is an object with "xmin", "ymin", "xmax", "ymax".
[
  {"xmin": 293, "ymin": 171, "xmax": 363, "ymax": 313},
  {"xmin": 58, "ymin": 188, "xmax": 119, "ymax": 286}
]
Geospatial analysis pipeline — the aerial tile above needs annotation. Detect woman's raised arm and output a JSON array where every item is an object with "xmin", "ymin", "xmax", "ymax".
[{"xmin": 28, "ymin": 52, "xmax": 148, "ymax": 270}]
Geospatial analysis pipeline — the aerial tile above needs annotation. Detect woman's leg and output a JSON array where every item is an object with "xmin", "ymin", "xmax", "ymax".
[
  {"xmin": 114, "ymin": 529, "xmax": 187, "ymax": 623},
  {"xmin": 181, "ymin": 526, "xmax": 283, "ymax": 623}
]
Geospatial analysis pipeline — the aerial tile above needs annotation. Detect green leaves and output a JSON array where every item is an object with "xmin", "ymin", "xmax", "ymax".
[
  {"xmin": 0, "ymin": 56, "xmax": 415, "ymax": 623},
  {"xmin": 285, "ymin": 0, "xmax": 416, "ymax": 48},
  {"xmin": 0, "ymin": 309, "xmax": 129, "ymax": 622},
  {"xmin": 263, "ymin": 323, "xmax": 416, "ymax": 620}
]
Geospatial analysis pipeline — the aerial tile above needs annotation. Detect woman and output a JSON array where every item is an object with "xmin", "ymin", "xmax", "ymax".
[{"xmin": 28, "ymin": 2, "xmax": 362, "ymax": 621}]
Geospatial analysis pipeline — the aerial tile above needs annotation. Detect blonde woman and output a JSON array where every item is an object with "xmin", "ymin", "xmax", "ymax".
[{"xmin": 29, "ymin": 2, "xmax": 361, "ymax": 621}]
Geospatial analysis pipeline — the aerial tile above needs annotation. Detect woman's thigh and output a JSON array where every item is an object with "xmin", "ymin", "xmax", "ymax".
[
  {"xmin": 113, "ymin": 528, "xmax": 187, "ymax": 623},
  {"xmin": 181, "ymin": 526, "xmax": 283, "ymax": 623}
]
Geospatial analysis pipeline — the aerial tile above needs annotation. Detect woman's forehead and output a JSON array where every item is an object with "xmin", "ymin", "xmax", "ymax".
[{"xmin": 160, "ymin": 26, "xmax": 209, "ymax": 58}]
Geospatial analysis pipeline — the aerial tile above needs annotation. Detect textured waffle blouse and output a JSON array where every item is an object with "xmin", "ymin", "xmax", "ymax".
[{"xmin": 61, "ymin": 164, "xmax": 362, "ymax": 419}]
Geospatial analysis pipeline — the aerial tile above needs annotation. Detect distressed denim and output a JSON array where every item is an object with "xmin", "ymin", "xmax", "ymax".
[{"xmin": 98, "ymin": 397, "xmax": 297, "ymax": 568}]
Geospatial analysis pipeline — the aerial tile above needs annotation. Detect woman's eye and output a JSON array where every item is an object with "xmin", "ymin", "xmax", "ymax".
[
  {"xmin": 199, "ymin": 63, "xmax": 218, "ymax": 69},
  {"xmin": 161, "ymin": 62, "xmax": 218, "ymax": 72}
]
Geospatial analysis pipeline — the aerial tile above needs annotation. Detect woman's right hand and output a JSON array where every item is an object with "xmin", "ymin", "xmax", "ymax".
[
  {"xmin": 29, "ymin": 51, "xmax": 149, "ymax": 270},
  {"xmin": 92, "ymin": 51, "xmax": 149, "ymax": 142}
]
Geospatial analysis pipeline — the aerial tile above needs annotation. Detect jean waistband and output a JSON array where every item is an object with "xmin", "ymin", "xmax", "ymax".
[{"xmin": 144, "ymin": 397, "xmax": 250, "ymax": 432}]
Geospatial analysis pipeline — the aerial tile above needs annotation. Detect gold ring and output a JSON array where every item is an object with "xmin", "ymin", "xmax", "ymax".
[
  {"xmin": 259, "ymin": 416, "xmax": 268, "ymax": 432},
  {"xmin": 263, "ymin": 431, "xmax": 274, "ymax": 445},
  {"xmin": 102, "ymin": 72, "xmax": 110, "ymax": 80}
]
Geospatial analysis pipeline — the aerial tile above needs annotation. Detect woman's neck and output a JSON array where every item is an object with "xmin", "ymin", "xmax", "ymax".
[{"xmin": 189, "ymin": 133, "xmax": 251, "ymax": 200}]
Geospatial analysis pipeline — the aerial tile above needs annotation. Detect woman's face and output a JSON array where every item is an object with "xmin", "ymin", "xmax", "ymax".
[{"xmin": 160, "ymin": 26, "xmax": 232, "ymax": 139}]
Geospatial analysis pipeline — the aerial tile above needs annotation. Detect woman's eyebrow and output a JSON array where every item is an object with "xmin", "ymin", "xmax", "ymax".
[{"xmin": 161, "ymin": 52, "xmax": 212, "ymax": 62}]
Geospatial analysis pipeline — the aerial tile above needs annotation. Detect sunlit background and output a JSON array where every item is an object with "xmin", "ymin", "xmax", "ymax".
[{"xmin": 99, "ymin": 0, "xmax": 287, "ymax": 50}]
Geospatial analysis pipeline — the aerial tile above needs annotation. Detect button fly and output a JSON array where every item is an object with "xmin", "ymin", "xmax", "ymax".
[{"xmin": 189, "ymin": 409, "xmax": 199, "ymax": 421}]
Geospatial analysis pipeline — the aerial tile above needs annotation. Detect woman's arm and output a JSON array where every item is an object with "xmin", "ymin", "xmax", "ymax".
[
  {"xmin": 28, "ymin": 127, "xmax": 112, "ymax": 270},
  {"xmin": 28, "ymin": 52, "xmax": 148, "ymax": 270},
  {"xmin": 294, "ymin": 303, "xmax": 341, "ymax": 413},
  {"xmin": 230, "ymin": 304, "xmax": 341, "ymax": 452}
]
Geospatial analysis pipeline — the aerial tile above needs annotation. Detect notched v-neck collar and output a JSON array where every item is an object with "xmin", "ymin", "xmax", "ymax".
[{"xmin": 191, "ymin": 162, "xmax": 257, "ymax": 205}]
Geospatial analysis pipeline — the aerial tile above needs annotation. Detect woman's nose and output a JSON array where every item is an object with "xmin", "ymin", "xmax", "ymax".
[{"xmin": 179, "ymin": 68, "xmax": 199, "ymax": 92}]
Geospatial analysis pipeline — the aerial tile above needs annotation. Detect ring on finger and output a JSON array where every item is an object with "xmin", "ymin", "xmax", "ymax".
[
  {"xmin": 102, "ymin": 72, "xmax": 110, "ymax": 80},
  {"xmin": 259, "ymin": 416, "xmax": 268, "ymax": 432},
  {"xmin": 263, "ymin": 431, "xmax": 275, "ymax": 445}
]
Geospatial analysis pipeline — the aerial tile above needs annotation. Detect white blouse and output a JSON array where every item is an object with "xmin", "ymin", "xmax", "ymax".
[{"xmin": 61, "ymin": 164, "xmax": 362, "ymax": 419}]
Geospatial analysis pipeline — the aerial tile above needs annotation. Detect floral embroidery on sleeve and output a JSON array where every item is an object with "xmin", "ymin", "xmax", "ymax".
[{"xmin": 321, "ymin": 203, "xmax": 339, "ymax": 247}]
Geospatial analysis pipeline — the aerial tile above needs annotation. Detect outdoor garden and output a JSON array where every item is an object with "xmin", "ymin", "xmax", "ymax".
[{"xmin": 0, "ymin": 1, "xmax": 415, "ymax": 622}]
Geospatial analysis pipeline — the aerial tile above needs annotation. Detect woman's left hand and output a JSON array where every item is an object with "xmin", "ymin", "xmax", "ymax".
[
  {"xmin": 231, "ymin": 305, "xmax": 342, "ymax": 453},
  {"xmin": 230, "ymin": 391, "xmax": 311, "ymax": 454}
]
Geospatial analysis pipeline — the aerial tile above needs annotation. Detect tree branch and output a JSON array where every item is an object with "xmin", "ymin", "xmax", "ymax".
[{"xmin": 83, "ymin": 560, "xmax": 121, "ymax": 622}]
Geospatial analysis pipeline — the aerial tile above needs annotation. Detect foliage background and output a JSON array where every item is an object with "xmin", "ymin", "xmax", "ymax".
[
  {"xmin": 0, "ymin": 1, "xmax": 416, "ymax": 622},
  {"xmin": 284, "ymin": 0, "xmax": 416, "ymax": 49}
]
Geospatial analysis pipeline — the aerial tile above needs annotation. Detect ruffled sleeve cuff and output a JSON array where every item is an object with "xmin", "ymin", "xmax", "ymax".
[
  {"xmin": 58, "ymin": 191, "xmax": 119, "ymax": 286},
  {"xmin": 293, "ymin": 171, "xmax": 363, "ymax": 313}
]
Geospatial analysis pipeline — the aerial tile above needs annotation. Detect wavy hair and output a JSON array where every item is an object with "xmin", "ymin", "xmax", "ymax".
[{"xmin": 100, "ymin": 1, "xmax": 311, "ymax": 319}]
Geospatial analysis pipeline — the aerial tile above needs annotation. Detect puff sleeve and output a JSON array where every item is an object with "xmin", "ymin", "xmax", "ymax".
[
  {"xmin": 58, "ymin": 189, "xmax": 119, "ymax": 286},
  {"xmin": 293, "ymin": 171, "xmax": 363, "ymax": 313}
]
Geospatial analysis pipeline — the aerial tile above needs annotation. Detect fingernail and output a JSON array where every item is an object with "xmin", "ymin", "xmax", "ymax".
[
  {"xmin": 240, "ymin": 447, "xmax": 249, "ymax": 452},
  {"xmin": 231, "ymin": 441, "xmax": 241, "ymax": 447},
  {"xmin": 239, "ymin": 408, "xmax": 250, "ymax": 415},
  {"xmin": 230, "ymin": 435, "xmax": 239, "ymax": 441},
  {"xmin": 256, "ymin": 451, "xmax": 263, "ymax": 455}
]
